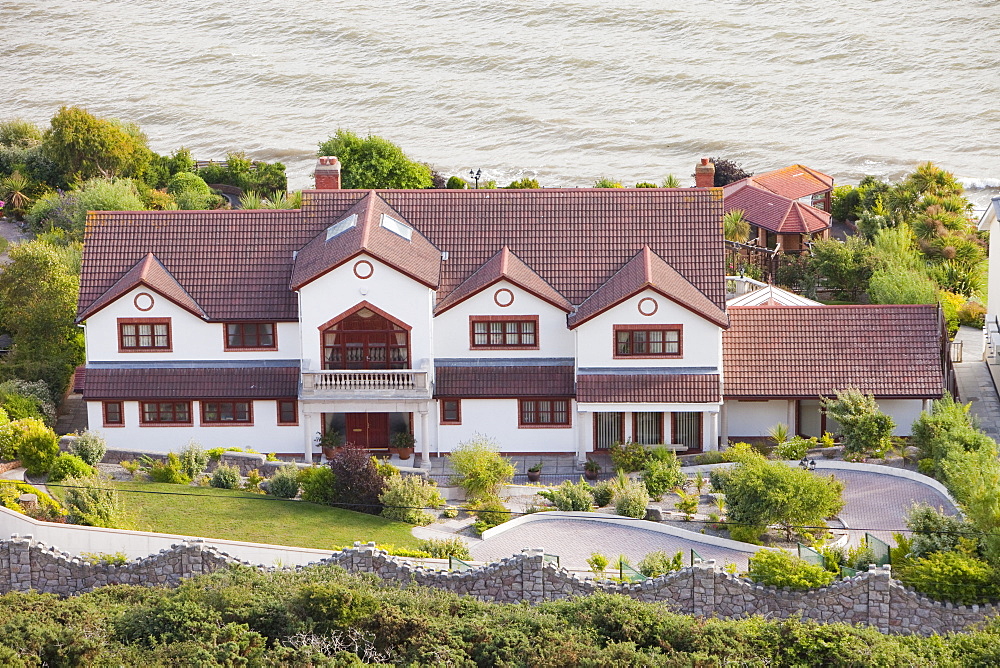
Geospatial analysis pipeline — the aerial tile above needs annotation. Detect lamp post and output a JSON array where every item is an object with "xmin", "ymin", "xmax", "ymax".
[{"xmin": 469, "ymin": 169, "xmax": 482, "ymax": 189}]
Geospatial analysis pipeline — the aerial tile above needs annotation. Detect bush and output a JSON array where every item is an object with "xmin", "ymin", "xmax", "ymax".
[
  {"xmin": 729, "ymin": 524, "xmax": 765, "ymax": 545},
  {"xmin": 69, "ymin": 430, "xmax": 106, "ymax": 466},
  {"xmin": 146, "ymin": 453, "xmax": 190, "ymax": 484},
  {"xmin": 709, "ymin": 466, "xmax": 733, "ymax": 493},
  {"xmin": 48, "ymin": 453, "xmax": 96, "ymax": 482},
  {"xmin": 416, "ymin": 537, "xmax": 471, "ymax": 559},
  {"xmin": 958, "ymin": 300, "xmax": 986, "ymax": 328},
  {"xmin": 897, "ymin": 551, "xmax": 1000, "ymax": 605},
  {"xmin": 612, "ymin": 477, "xmax": 649, "ymax": 519},
  {"xmin": 641, "ymin": 454, "xmax": 685, "ymax": 499},
  {"xmin": 538, "ymin": 479, "xmax": 594, "ymax": 511},
  {"xmin": 0, "ymin": 378, "xmax": 57, "ymax": 424},
  {"xmin": 177, "ymin": 441, "xmax": 208, "ymax": 480},
  {"xmin": 379, "ymin": 475, "xmax": 444, "ymax": 525},
  {"xmin": 12, "ymin": 417, "xmax": 59, "ymax": 476},
  {"xmin": 210, "ymin": 463, "xmax": 241, "ymax": 489},
  {"xmin": 244, "ymin": 468, "xmax": 265, "ymax": 493},
  {"xmin": 911, "ymin": 393, "xmax": 995, "ymax": 478},
  {"xmin": 0, "ymin": 479, "xmax": 66, "ymax": 521},
  {"xmin": 448, "ymin": 435, "xmax": 515, "ymax": 501},
  {"xmin": 694, "ymin": 451, "xmax": 726, "ymax": 465},
  {"xmin": 748, "ymin": 550, "xmax": 836, "ymax": 590},
  {"xmin": 608, "ymin": 440, "xmax": 650, "ymax": 472},
  {"xmin": 821, "ymin": 389, "xmax": 894, "ymax": 458},
  {"xmin": 775, "ymin": 436, "xmax": 815, "ymax": 460},
  {"xmin": 445, "ymin": 175, "xmax": 467, "ymax": 189},
  {"xmin": 266, "ymin": 465, "xmax": 300, "ymax": 499},
  {"xmin": 591, "ymin": 480, "xmax": 614, "ymax": 507},
  {"xmin": 473, "ymin": 497, "xmax": 509, "ymax": 534},
  {"xmin": 638, "ymin": 550, "xmax": 684, "ymax": 577},
  {"xmin": 329, "ymin": 443, "xmax": 387, "ymax": 514},
  {"xmin": 61, "ymin": 475, "xmax": 127, "ymax": 527},
  {"xmin": 298, "ymin": 465, "xmax": 336, "ymax": 505}
]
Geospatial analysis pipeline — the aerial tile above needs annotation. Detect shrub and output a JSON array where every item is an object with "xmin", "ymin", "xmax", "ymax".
[
  {"xmin": 638, "ymin": 550, "xmax": 684, "ymax": 577},
  {"xmin": 0, "ymin": 378, "xmax": 57, "ymax": 424},
  {"xmin": 244, "ymin": 468, "xmax": 265, "ymax": 492},
  {"xmin": 587, "ymin": 552, "xmax": 609, "ymax": 578},
  {"xmin": 694, "ymin": 451, "xmax": 726, "ymax": 465},
  {"xmin": 448, "ymin": 435, "xmax": 515, "ymax": 500},
  {"xmin": 379, "ymin": 475, "xmax": 444, "ymax": 525},
  {"xmin": 608, "ymin": 440, "xmax": 649, "ymax": 472},
  {"xmin": 177, "ymin": 441, "xmax": 208, "ymax": 479},
  {"xmin": 60, "ymin": 475, "xmax": 127, "ymax": 527},
  {"xmin": 266, "ymin": 465, "xmax": 300, "ymax": 499},
  {"xmin": 674, "ymin": 489, "xmax": 699, "ymax": 520},
  {"xmin": 69, "ymin": 430, "xmax": 106, "ymax": 466},
  {"xmin": 473, "ymin": 497, "xmax": 509, "ymax": 534},
  {"xmin": 0, "ymin": 479, "xmax": 66, "ymax": 521},
  {"xmin": 416, "ymin": 537, "xmax": 471, "ymax": 559},
  {"xmin": 821, "ymin": 389, "xmax": 894, "ymax": 458},
  {"xmin": 775, "ymin": 436, "xmax": 816, "ymax": 460},
  {"xmin": 206, "ymin": 446, "xmax": 248, "ymax": 461},
  {"xmin": 298, "ymin": 465, "xmax": 336, "ymax": 505},
  {"xmin": 591, "ymin": 480, "xmax": 614, "ymax": 507},
  {"xmin": 210, "ymin": 463, "xmax": 241, "ymax": 489},
  {"xmin": 897, "ymin": 551, "xmax": 1000, "ymax": 605},
  {"xmin": 911, "ymin": 393, "xmax": 996, "ymax": 478},
  {"xmin": 641, "ymin": 455, "xmax": 685, "ymax": 499},
  {"xmin": 48, "ymin": 453, "xmax": 96, "ymax": 482},
  {"xmin": 612, "ymin": 477, "xmax": 649, "ymax": 519},
  {"xmin": 709, "ymin": 466, "xmax": 733, "ymax": 493},
  {"xmin": 441, "ymin": 505, "xmax": 458, "ymax": 518},
  {"xmin": 12, "ymin": 417, "xmax": 59, "ymax": 476},
  {"xmin": 729, "ymin": 524, "xmax": 764, "ymax": 544},
  {"xmin": 79, "ymin": 551, "xmax": 128, "ymax": 566},
  {"xmin": 538, "ymin": 479, "xmax": 594, "ymax": 511},
  {"xmin": 146, "ymin": 453, "xmax": 190, "ymax": 484},
  {"xmin": 445, "ymin": 175, "xmax": 467, "ymax": 189},
  {"xmin": 329, "ymin": 443, "xmax": 388, "ymax": 514},
  {"xmin": 748, "ymin": 550, "xmax": 835, "ymax": 590},
  {"xmin": 958, "ymin": 300, "xmax": 986, "ymax": 328}
]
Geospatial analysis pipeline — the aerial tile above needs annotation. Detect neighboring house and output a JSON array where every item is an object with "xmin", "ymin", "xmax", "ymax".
[
  {"xmin": 74, "ymin": 159, "xmax": 947, "ymax": 463},
  {"xmin": 978, "ymin": 195, "xmax": 1000, "ymax": 331},
  {"xmin": 720, "ymin": 164, "xmax": 834, "ymax": 253},
  {"xmin": 722, "ymin": 304, "xmax": 954, "ymax": 441}
]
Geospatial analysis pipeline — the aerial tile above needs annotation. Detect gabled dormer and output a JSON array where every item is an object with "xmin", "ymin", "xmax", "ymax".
[{"xmin": 78, "ymin": 253, "xmax": 206, "ymax": 322}]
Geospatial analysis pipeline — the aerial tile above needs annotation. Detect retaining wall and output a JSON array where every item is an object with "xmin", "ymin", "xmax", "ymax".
[{"xmin": 0, "ymin": 537, "xmax": 995, "ymax": 635}]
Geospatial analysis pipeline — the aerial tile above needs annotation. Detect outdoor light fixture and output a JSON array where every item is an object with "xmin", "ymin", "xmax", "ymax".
[
  {"xmin": 469, "ymin": 169, "xmax": 482, "ymax": 189},
  {"xmin": 808, "ymin": 459, "xmax": 817, "ymax": 471}
]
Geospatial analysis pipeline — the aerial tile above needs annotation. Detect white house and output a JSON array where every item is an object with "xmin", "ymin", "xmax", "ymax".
[{"xmin": 74, "ymin": 158, "xmax": 951, "ymax": 464}]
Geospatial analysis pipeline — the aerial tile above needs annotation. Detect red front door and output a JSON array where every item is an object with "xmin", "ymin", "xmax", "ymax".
[{"xmin": 345, "ymin": 413, "xmax": 389, "ymax": 449}]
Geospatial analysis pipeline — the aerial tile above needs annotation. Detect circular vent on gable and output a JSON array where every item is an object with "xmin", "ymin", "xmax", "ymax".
[
  {"xmin": 494, "ymin": 288, "xmax": 515, "ymax": 307},
  {"xmin": 134, "ymin": 292, "xmax": 155, "ymax": 311}
]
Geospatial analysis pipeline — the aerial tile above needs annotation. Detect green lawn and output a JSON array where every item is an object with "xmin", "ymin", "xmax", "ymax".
[{"xmin": 52, "ymin": 482, "xmax": 421, "ymax": 550}]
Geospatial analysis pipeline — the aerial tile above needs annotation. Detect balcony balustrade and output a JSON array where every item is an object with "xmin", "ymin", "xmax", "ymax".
[{"xmin": 301, "ymin": 370, "xmax": 430, "ymax": 398}]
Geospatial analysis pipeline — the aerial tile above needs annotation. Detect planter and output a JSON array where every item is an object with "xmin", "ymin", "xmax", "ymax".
[
  {"xmin": 527, "ymin": 470, "xmax": 541, "ymax": 482},
  {"xmin": 321, "ymin": 446, "xmax": 337, "ymax": 460},
  {"xmin": 397, "ymin": 447, "xmax": 413, "ymax": 461},
  {"xmin": 584, "ymin": 469, "xmax": 599, "ymax": 481}
]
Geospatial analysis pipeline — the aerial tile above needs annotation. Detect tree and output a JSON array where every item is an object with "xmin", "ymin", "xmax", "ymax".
[
  {"xmin": 724, "ymin": 457, "xmax": 845, "ymax": 542},
  {"xmin": 821, "ymin": 390, "xmax": 894, "ymax": 458},
  {"xmin": 708, "ymin": 157, "xmax": 752, "ymax": 187},
  {"xmin": 0, "ymin": 241, "xmax": 84, "ymax": 396},
  {"xmin": 723, "ymin": 209, "xmax": 751, "ymax": 243},
  {"xmin": 506, "ymin": 177, "xmax": 539, "ymax": 189},
  {"xmin": 808, "ymin": 236, "xmax": 876, "ymax": 301},
  {"xmin": 25, "ymin": 177, "xmax": 147, "ymax": 238},
  {"xmin": 317, "ymin": 130, "xmax": 432, "ymax": 189},
  {"xmin": 42, "ymin": 106, "xmax": 152, "ymax": 182},
  {"xmin": 661, "ymin": 175, "xmax": 681, "ymax": 188}
]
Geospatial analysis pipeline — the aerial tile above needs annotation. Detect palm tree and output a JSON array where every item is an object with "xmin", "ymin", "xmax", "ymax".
[
  {"xmin": 0, "ymin": 171, "xmax": 31, "ymax": 219},
  {"xmin": 661, "ymin": 174, "xmax": 681, "ymax": 188},
  {"xmin": 238, "ymin": 190, "xmax": 264, "ymax": 209},
  {"xmin": 723, "ymin": 209, "xmax": 751, "ymax": 243}
]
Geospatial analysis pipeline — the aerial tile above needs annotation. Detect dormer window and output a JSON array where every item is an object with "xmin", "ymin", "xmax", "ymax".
[
  {"xmin": 119, "ymin": 318, "xmax": 171, "ymax": 352},
  {"xmin": 470, "ymin": 316, "xmax": 538, "ymax": 349},
  {"xmin": 615, "ymin": 325, "xmax": 682, "ymax": 358}
]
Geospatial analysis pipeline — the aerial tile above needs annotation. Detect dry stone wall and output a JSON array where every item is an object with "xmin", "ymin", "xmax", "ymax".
[{"xmin": 1, "ymin": 536, "xmax": 996, "ymax": 635}]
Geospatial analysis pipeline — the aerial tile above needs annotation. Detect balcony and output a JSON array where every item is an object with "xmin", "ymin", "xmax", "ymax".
[{"xmin": 300, "ymin": 370, "xmax": 430, "ymax": 400}]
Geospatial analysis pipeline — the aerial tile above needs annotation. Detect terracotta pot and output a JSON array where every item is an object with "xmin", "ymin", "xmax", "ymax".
[
  {"xmin": 397, "ymin": 447, "xmax": 413, "ymax": 461},
  {"xmin": 321, "ymin": 446, "xmax": 337, "ymax": 460},
  {"xmin": 527, "ymin": 470, "xmax": 541, "ymax": 482},
  {"xmin": 584, "ymin": 469, "xmax": 599, "ymax": 481}
]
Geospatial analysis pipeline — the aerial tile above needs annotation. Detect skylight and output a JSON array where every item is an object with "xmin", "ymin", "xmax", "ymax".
[
  {"xmin": 380, "ymin": 214, "xmax": 412, "ymax": 241},
  {"xmin": 325, "ymin": 214, "xmax": 357, "ymax": 240}
]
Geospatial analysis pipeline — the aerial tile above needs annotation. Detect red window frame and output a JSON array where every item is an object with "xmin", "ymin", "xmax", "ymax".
[
  {"xmin": 139, "ymin": 401, "xmax": 191, "ymax": 425},
  {"xmin": 103, "ymin": 401, "xmax": 124, "ymax": 427},
  {"xmin": 470, "ymin": 315, "xmax": 539, "ymax": 350},
  {"xmin": 613, "ymin": 324, "xmax": 682, "ymax": 358},
  {"xmin": 277, "ymin": 399, "xmax": 298, "ymax": 425},
  {"xmin": 201, "ymin": 400, "xmax": 253, "ymax": 425},
  {"xmin": 518, "ymin": 398, "xmax": 571, "ymax": 428},
  {"xmin": 224, "ymin": 322, "xmax": 277, "ymax": 350},
  {"xmin": 118, "ymin": 318, "xmax": 172, "ymax": 352},
  {"xmin": 440, "ymin": 399, "xmax": 461, "ymax": 424}
]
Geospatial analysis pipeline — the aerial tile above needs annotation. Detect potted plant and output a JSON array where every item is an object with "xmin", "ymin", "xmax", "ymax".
[
  {"xmin": 317, "ymin": 429, "xmax": 343, "ymax": 459},
  {"xmin": 391, "ymin": 431, "xmax": 416, "ymax": 460},
  {"xmin": 527, "ymin": 461, "xmax": 543, "ymax": 482},
  {"xmin": 584, "ymin": 458, "xmax": 602, "ymax": 480}
]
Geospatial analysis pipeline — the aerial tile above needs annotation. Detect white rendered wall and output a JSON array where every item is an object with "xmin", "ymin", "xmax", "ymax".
[
  {"xmin": 85, "ymin": 286, "xmax": 300, "ymax": 361},
  {"xmin": 574, "ymin": 289, "xmax": 723, "ymax": 370},
  {"xmin": 878, "ymin": 399, "xmax": 925, "ymax": 437},
  {"xmin": 983, "ymin": 212, "xmax": 1000, "ymax": 321},
  {"xmin": 297, "ymin": 255, "xmax": 435, "ymax": 373},
  {"xmin": 433, "ymin": 280, "xmax": 574, "ymax": 359},
  {"xmin": 85, "ymin": 400, "xmax": 306, "ymax": 454},
  {"xmin": 724, "ymin": 400, "xmax": 789, "ymax": 438},
  {"xmin": 436, "ymin": 399, "xmax": 577, "ymax": 454}
]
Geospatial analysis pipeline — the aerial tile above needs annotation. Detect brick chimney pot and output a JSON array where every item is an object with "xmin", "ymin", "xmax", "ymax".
[
  {"xmin": 314, "ymin": 156, "xmax": 342, "ymax": 190},
  {"xmin": 694, "ymin": 158, "xmax": 716, "ymax": 188}
]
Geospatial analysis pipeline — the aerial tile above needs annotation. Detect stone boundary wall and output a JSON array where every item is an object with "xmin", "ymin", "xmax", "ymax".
[
  {"xmin": 1, "ymin": 537, "xmax": 996, "ymax": 634},
  {"xmin": 0, "ymin": 460, "xmax": 21, "ymax": 475}
]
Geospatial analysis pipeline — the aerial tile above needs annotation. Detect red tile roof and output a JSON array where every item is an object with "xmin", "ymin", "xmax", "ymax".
[
  {"xmin": 79, "ymin": 253, "xmax": 207, "ymax": 321},
  {"xmin": 81, "ymin": 366, "xmax": 300, "ymax": 399},
  {"xmin": 723, "ymin": 305, "xmax": 945, "ymax": 398},
  {"xmin": 434, "ymin": 246, "xmax": 573, "ymax": 314},
  {"xmin": 567, "ymin": 246, "xmax": 729, "ymax": 328},
  {"xmin": 72, "ymin": 366, "xmax": 86, "ymax": 394},
  {"xmin": 723, "ymin": 181, "xmax": 831, "ymax": 235},
  {"xmin": 577, "ymin": 373, "xmax": 720, "ymax": 403},
  {"xmin": 80, "ymin": 189, "xmax": 725, "ymax": 322},
  {"xmin": 749, "ymin": 164, "xmax": 834, "ymax": 201},
  {"xmin": 434, "ymin": 365, "xmax": 575, "ymax": 398},
  {"xmin": 290, "ymin": 191, "xmax": 441, "ymax": 290}
]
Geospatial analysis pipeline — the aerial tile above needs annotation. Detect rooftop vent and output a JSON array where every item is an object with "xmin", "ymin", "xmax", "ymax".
[
  {"xmin": 326, "ymin": 214, "xmax": 357, "ymax": 240},
  {"xmin": 380, "ymin": 214, "xmax": 412, "ymax": 240}
]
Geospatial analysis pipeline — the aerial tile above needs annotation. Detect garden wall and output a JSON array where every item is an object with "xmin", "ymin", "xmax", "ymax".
[{"xmin": 1, "ymin": 537, "xmax": 995, "ymax": 635}]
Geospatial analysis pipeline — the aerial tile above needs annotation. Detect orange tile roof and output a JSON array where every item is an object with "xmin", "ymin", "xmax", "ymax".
[
  {"xmin": 723, "ymin": 181, "xmax": 831, "ymax": 235},
  {"xmin": 723, "ymin": 304, "xmax": 945, "ymax": 398},
  {"xmin": 749, "ymin": 164, "xmax": 834, "ymax": 201}
]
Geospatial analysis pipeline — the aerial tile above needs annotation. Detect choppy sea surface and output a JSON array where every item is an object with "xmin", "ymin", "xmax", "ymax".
[{"xmin": 3, "ymin": 0, "xmax": 999, "ymax": 207}]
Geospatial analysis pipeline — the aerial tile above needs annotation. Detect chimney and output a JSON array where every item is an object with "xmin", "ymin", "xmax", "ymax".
[
  {"xmin": 314, "ymin": 156, "xmax": 341, "ymax": 190},
  {"xmin": 694, "ymin": 157, "xmax": 715, "ymax": 188}
]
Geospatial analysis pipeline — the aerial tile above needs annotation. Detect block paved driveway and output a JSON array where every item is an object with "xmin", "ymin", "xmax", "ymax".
[{"xmin": 468, "ymin": 469, "xmax": 957, "ymax": 570}]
